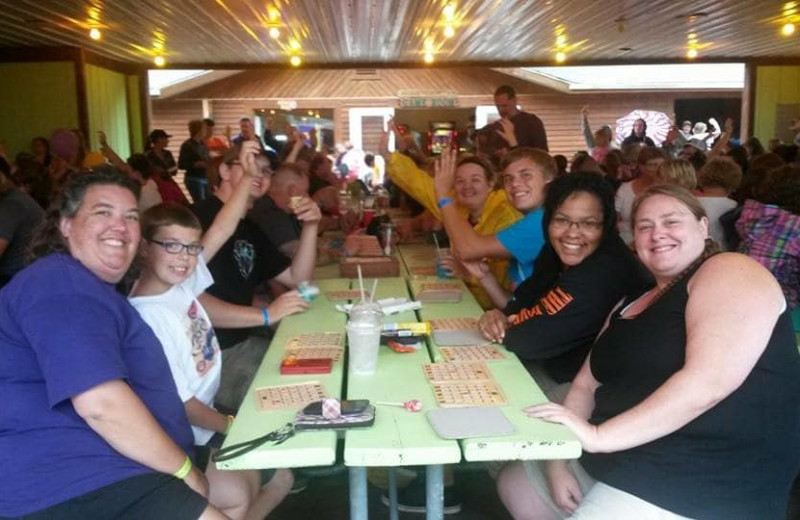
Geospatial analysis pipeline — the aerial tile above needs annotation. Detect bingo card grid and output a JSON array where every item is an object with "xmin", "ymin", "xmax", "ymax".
[
  {"xmin": 254, "ymin": 381, "xmax": 327, "ymax": 411},
  {"xmin": 423, "ymin": 361, "xmax": 491, "ymax": 382},
  {"xmin": 439, "ymin": 345, "xmax": 505, "ymax": 362},
  {"xmin": 431, "ymin": 380, "xmax": 508, "ymax": 408}
]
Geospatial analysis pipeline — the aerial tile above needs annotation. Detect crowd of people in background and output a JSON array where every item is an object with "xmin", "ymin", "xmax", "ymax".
[{"xmin": 0, "ymin": 82, "xmax": 799, "ymax": 519}]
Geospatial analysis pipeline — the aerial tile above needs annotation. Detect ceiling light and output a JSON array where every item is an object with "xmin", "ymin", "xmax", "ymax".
[
  {"xmin": 289, "ymin": 38, "xmax": 301, "ymax": 51},
  {"xmin": 686, "ymin": 48, "xmax": 698, "ymax": 59},
  {"xmin": 424, "ymin": 52, "xmax": 435, "ymax": 64},
  {"xmin": 556, "ymin": 35, "xmax": 566, "ymax": 47},
  {"xmin": 443, "ymin": 3, "xmax": 456, "ymax": 20},
  {"xmin": 154, "ymin": 55, "xmax": 166, "ymax": 67},
  {"xmin": 89, "ymin": 28, "xmax": 101, "ymax": 40},
  {"xmin": 270, "ymin": 109, "xmax": 276, "ymax": 114},
  {"xmin": 555, "ymin": 52, "xmax": 566, "ymax": 63},
  {"xmin": 444, "ymin": 25, "xmax": 455, "ymax": 38},
  {"xmin": 307, "ymin": 110, "xmax": 314, "ymax": 116},
  {"xmin": 269, "ymin": 27, "xmax": 280, "ymax": 39},
  {"xmin": 290, "ymin": 55, "xmax": 302, "ymax": 67},
  {"xmin": 781, "ymin": 22, "xmax": 796, "ymax": 36}
]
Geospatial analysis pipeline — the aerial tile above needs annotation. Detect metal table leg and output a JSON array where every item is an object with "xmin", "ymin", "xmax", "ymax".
[
  {"xmin": 388, "ymin": 467, "xmax": 399, "ymax": 520},
  {"xmin": 349, "ymin": 466, "xmax": 368, "ymax": 520},
  {"xmin": 425, "ymin": 464, "xmax": 444, "ymax": 520}
]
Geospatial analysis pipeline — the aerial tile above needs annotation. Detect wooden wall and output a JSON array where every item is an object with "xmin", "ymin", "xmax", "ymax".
[{"xmin": 150, "ymin": 67, "xmax": 741, "ymax": 159}]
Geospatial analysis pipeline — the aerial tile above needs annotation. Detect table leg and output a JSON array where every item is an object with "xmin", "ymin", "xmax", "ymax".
[
  {"xmin": 425, "ymin": 464, "xmax": 444, "ymax": 520},
  {"xmin": 349, "ymin": 466, "xmax": 368, "ymax": 520},
  {"xmin": 388, "ymin": 467, "xmax": 399, "ymax": 520}
]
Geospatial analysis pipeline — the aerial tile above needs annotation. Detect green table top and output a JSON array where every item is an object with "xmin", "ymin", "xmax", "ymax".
[
  {"xmin": 217, "ymin": 278, "xmax": 350, "ymax": 470},
  {"xmin": 344, "ymin": 277, "xmax": 461, "ymax": 466},
  {"xmin": 400, "ymin": 245, "xmax": 582, "ymax": 461},
  {"xmin": 223, "ymin": 244, "xmax": 580, "ymax": 471}
]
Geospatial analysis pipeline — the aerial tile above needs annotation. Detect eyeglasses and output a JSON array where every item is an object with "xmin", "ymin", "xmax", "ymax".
[
  {"xmin": 148, "ymin": 239, "xmax": 204, "ymax": 256},
  {"xmin": 550, "ymin": 216, "xmax": 603, "ymax": 232}
]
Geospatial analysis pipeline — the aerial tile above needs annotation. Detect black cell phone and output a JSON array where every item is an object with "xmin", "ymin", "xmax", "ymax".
[{"xmin": 302, "ymin": 399, "xmax": 370, "ymax": 416}]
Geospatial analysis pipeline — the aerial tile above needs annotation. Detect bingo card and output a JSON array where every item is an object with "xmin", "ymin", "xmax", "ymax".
[
  {"xmin": 439, "ymin": 345, "xmax": 505, "ymax": 362},
  {"xmin": 432, "ymin": 380, "xmax": 508, "ymax": 408},
  {"xmin": 423, "ymin": 361, "xmax": 491, "ymax": 382},
  {"xmin": 254, "ymin": 381, "xmax": 327, "ymax": 411}
]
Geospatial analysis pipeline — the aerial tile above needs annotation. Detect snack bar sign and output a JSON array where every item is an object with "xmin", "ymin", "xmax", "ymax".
[{"xmin": 397, "ymin": 90, "xmax": 458, "ymax": 108}]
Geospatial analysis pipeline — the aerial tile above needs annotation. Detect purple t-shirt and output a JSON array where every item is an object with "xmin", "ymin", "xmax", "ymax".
[{"xmin": 0, "ymin": 254, "xmax": 194, "ymax": 516}]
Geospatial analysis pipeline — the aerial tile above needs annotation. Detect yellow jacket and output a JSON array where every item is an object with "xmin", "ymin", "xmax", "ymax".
[{"xmin": 387, "ymin": 152, "xmax": 521, "ymax": 308}]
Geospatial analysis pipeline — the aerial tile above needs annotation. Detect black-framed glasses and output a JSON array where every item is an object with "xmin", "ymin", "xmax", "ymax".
[
  {"xmin": 148, "ymin": 239, "xmax": 204, "ymax": 256},
  {"xmin": 550, "ymin": 216, "xmax": 603, "ymax": 232}
]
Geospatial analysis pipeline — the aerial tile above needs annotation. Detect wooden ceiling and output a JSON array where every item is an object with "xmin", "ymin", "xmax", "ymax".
[{"xmin": 0, "ymin": 0, "xmax": 798, "ymax": 68}]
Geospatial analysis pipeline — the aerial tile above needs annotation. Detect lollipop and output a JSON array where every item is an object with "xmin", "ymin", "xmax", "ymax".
[{"xmin": 375, "ymin": 399, "xmax": 423, "ymax": 413}]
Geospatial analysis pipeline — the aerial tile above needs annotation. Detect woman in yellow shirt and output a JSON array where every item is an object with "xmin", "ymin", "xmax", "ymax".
[{"xmin": 381, "ymin": 125, "xmax": 520, "ymax": 308}]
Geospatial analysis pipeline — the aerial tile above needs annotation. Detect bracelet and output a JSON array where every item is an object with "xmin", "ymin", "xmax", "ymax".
[
  {"xmin": 261, "ymin": 307, "xmax": 270, "ymax": 326},
  {"xmin": 224, "ymin": 415, "xmax": 235, "ymax": 435},
  {"xmin": 173, "ymin": 455, "xmax": 192, "ymax": 480},
  {"xmin": 437, "ymin": 197, "xmax": 454, "ymax": 209}
]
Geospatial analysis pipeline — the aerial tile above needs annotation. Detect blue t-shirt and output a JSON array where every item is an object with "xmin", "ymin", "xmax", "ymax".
[
  {"xmin": 496, "ymin": 208, "xmax": 545, "ymax": 287},
  {"xmin": 0, "ymin": 254, "xmax": 194, "ymax": 516}
]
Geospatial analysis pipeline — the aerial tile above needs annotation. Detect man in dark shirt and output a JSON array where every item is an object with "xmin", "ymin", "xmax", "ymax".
[
  {"xmin": 178, "ymin": 119, "xmax": 211, "ymax": 202},
  {"xmin": 192, "ymin": 144, "xmax": 321, "ymax": 411},
  {"xmin": 232, "ymin": 117, "xmax": 266, "ymax": 150},
  {"xmin": 0, "ymin": 162, "xmax": 43, "ymax": 287},
  {"xmin": 494, "ymin": 85, "xmax": 549, "ymax": 151},
  {"xmin": 248, "ymin": 163, "xmax": 307, "ymax": 258}
]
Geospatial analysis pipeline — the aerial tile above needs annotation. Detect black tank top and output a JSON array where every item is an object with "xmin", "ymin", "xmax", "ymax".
[{"xmin": 582, "ymin": 271, "xmax": 800, "ymax": 519}]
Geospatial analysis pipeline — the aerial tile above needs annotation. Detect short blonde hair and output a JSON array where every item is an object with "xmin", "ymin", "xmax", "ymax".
[{"xmin": 657, "ymin": 159, "xmax": 697, "ymax": 190}]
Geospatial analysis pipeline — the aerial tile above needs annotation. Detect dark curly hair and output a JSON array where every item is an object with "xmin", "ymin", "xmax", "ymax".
[
  {"xmin": 527, "ymin": 172, "xmax": 621, "ymax": 292},
  {"xmin": 29, "ymin": 165, "xmax": 141, "ymax": 262},
  {"xmin": 759, "ymin": 165, "xmax": 800, "ymax": 215}
]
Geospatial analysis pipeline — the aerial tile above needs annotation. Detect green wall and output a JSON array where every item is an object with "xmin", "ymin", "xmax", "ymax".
[
  {"xmin": 85, "ymin": 64, "xmax": 130, "ymax": 157},
  {"xmin": 127, "ymin": 75, "xmax": 143, "ymax": 153},
  {"xmin": 0, "ymin": 62, "xmax": 79, "ymax": 159},
  {"xmin": 754, "ymin": 65, "xmax": 800, "ymax": 143}
]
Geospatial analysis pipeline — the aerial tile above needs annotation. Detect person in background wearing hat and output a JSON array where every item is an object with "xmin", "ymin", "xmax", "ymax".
[
  {"xmin": 179, "ymin": 120, "xmax": 212, "ymax": 203},
  {"xmin": 143, "ymin": 129, "xmax": 187, "ymax": 205}
]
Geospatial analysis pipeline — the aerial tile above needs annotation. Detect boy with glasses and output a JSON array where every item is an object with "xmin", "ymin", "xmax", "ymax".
[{"xmin": 130, "ymin": 143, "xmax": 296, "ymax": 518}]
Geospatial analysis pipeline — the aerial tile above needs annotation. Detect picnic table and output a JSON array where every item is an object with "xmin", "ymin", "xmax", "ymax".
[{"xmin": 219, "ymin": 243, "xmax": 580, "ymax": 520}]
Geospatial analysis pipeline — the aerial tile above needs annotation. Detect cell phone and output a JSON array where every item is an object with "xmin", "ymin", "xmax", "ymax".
[{"xmin": 302, "ymin": 399, "xmax": 370, "ymax": 416}]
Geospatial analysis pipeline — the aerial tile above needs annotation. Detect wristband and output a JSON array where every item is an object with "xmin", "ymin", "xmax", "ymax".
[
  {"xmin": 224, "ymin": 415, "xmax": 235, "ymax": 435},
  {"xmin": 437, "ymin": 197, "xmax": 454, "ymax": 210},
  {"xmin": 261, "ymin": 307, "xmax": 270, "ymax": 326},
  {"xmin": 173, "ymin": 455, "xmax": 192, "ymax": 480}
]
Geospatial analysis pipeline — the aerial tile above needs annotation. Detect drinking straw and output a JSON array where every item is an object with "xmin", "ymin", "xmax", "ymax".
[
  {"xmin": 369, "ymin": 278, "xmax": 378, "ymax": 303},
  {"xmin": 357, "ymin": 265, "xmax": 366, "ymax": 302},
  {"xmin": 432, "ymin": 232, "xmax": 441, "ymax": 254}
]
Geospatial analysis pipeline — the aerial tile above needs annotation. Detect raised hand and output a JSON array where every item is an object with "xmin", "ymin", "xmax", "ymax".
[
  {"xmin": 495, "ymin": 118, "xmax": 518, "ymax": 147},
  {"xmin": 238, "ymin": 140, "xmax": 261, "ymax": 178},
  {"xmin": 433, "ymin": 147, "xmax": 458, "ymax": 199}
]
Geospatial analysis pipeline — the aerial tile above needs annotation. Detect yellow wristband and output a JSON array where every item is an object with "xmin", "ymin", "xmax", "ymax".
[
  {"xmin": 224, "ymin": 415, "xmax": 235, "ymax": 435},
  {"xmin": 173, "ymin": 455, "xmax": 192, "ymax": 480}
]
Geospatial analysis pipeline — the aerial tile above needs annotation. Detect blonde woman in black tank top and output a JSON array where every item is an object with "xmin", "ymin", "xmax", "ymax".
[{"xmin": 508, "ymin": 185, "xmax": 800, "ymax": 520}]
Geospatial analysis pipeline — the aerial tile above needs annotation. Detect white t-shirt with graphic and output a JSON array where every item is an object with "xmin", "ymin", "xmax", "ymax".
[{"xmin": 130, "ymin": 256, "xmax": 221, "ymax": 445}]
